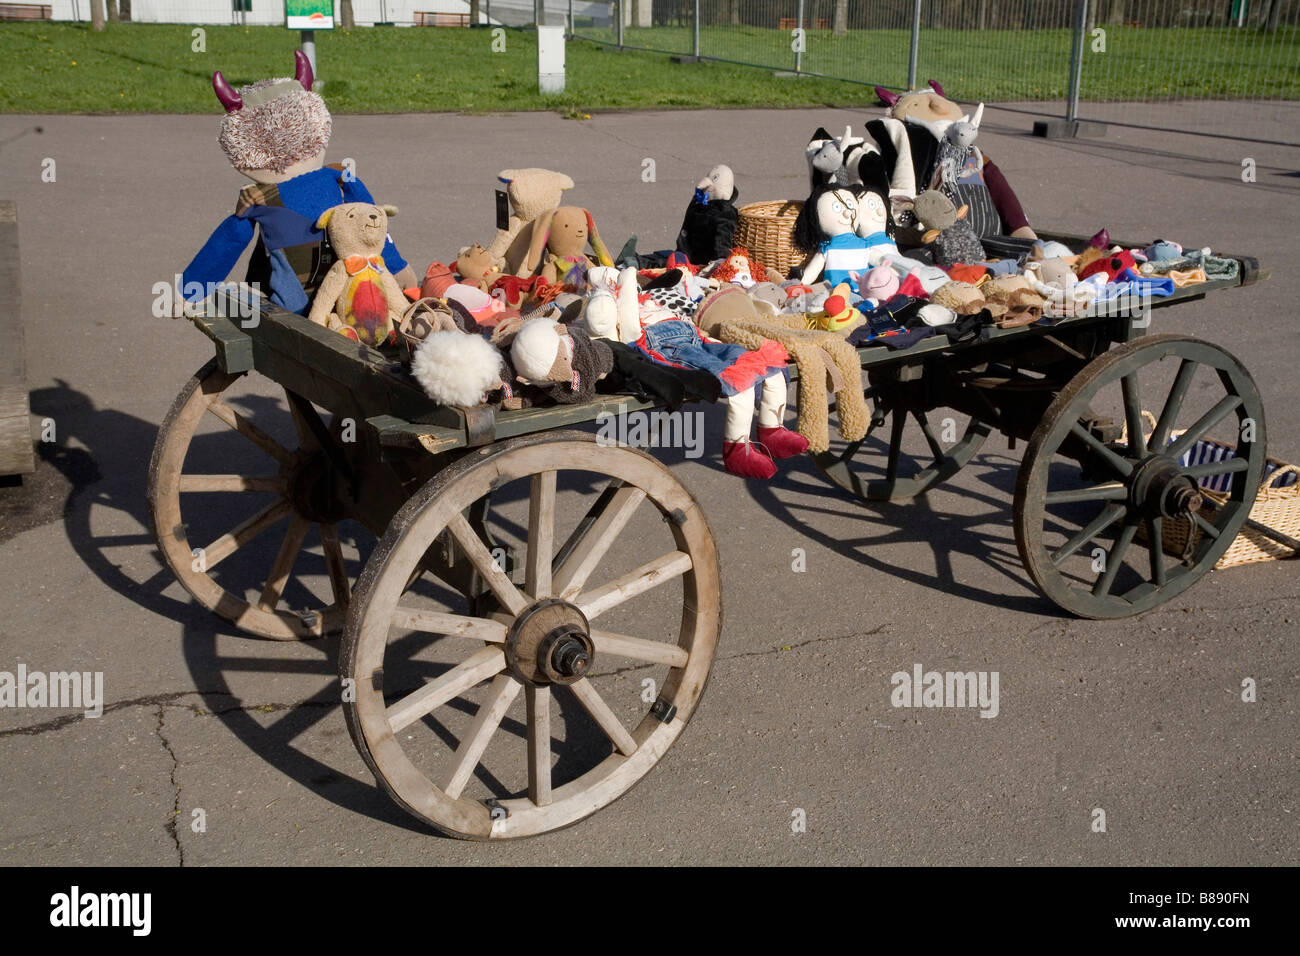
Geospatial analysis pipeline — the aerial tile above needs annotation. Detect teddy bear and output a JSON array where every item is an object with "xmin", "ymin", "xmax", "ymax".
[
  {"xmin": 456, "ymin": 242, "xmax": 501, "ymax": 291},
  {"xmin": 484, "ymin": 168, "xmax": 576, "ymax": 276},
  {"xmin": 307, "ymin": 202, "xmax": 409, "ymax": 346},
  {"xmin": 180, "ymin": 51, "xmax": 416, "ymax": 316},
  {"xmin": 898, "ymin": 190, "xmax": 986, "ymax": 267},
  {"xmin": 523, "ymin": 206, "xmax": 615, "ymax": 286}
]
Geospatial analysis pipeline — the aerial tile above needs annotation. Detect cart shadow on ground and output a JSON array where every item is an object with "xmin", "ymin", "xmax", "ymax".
[{"xmin": 18, "ymin": 381, "xmax": 651, "ymax": 834}]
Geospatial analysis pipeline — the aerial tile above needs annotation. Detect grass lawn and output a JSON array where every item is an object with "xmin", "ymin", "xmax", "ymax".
[{"xmin": 0, "ymin": 21, "xmax": 1296, "ymax": 115}]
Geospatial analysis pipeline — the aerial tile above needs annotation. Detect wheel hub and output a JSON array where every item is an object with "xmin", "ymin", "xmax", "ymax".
[
  {"xmin": 505, "ymin": 599, "xmax": 594, "ymax": 687},
  {"xmin": 1130, "ymin": 455, "xmax": 1203, "ymax": 519}
]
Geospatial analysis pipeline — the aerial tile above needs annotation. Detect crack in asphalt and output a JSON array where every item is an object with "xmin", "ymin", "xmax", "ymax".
[{"xmin": 155, "ymin": 704, "xmax": 185, "ymax": 868}]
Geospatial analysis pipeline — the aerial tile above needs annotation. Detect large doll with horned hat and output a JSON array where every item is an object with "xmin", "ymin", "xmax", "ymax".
[{"xmin": 180, "ymin": 51, "xmax": 416, "ymax": 315}]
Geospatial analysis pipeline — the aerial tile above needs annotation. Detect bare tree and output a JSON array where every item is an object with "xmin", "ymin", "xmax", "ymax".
[
  {"xmin": 90, "ymin": 0, "xmax": 105, "ymax": 31},
  {"xmin": 469, "ymin": 0, "xmax": 479, "ymax": 26},
  {"xmin": 105, "ymin": 0, "xmax": 117, "ymax": 21},
  {"xmin": 833, "ymin": 0, "xmax": 847, "ymax": 36},
  {"xmin": 340, "ymin": 0, "xmax": 355, "ymax": 29},
  {"xmin": 119, "ymin": 0, "xmax": 130, "ymax": 19},
  {"xmin": 1107, "ymin": 1, "xmax": 1125, "ymax": 26}
]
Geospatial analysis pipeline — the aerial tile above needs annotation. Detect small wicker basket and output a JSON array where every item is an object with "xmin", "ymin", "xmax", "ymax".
[
  {"xmin": 735, "ymin": 200, "xmax": 804, "ymax": 276},
  {"xmin": 1122, "ymin": 412, "xmax": 1299, "ymax": 568}
]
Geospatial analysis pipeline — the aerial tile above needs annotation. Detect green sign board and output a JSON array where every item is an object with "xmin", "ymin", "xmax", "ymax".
[{"xmin": 286, "ymin": 0, "xmax": 334, "ymax": 30}]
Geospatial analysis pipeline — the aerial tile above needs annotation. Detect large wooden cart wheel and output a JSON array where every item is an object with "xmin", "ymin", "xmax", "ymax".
[
  {"xmin": 341, "ymin": 431, "xmax": 720, "ymax": 839},
  {"xmin": 148, "ymin": 359, "xmax": 357, "ymax": 640},
  {"xmin": 814, "ymin": 383, "xmax": 991, "ymax": 501},
  {"xmin": 1014, "ymin": 335, "xmax": 1265, "ymax": 619}
]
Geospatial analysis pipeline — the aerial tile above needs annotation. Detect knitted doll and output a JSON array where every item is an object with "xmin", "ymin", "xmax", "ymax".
[
  {"xmin": 899, "ymin": 190, "xmax": 986, "ymax": 268},
  {"xmin": 181, "ymin": 51, "xmax": 415, "ymax": 315},
  {"xmin": 709, "ymin": 246, "xmax": 769, "ymax": 289},
  {"xmin": 876, "ymin": 81, "xmax": 1036, "ymax": 240},
  {"xmin": 675, "ymin": 165, "xmax": 741, "ymax": 267}
]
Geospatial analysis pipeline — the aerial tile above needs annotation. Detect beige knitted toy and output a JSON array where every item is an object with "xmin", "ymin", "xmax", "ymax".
[{"xmin": 486, "ymin": 168, "xmax": 576, "ymax": 276}]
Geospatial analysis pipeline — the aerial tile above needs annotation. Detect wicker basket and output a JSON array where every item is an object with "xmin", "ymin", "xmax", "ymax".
[
  {"xmin": 735, "ymin": 200, "xmax": 804, "ymax": 276},
  {"xmin": 1121, "ymin": 413, "xmax": 1299, "ymax": 568}
]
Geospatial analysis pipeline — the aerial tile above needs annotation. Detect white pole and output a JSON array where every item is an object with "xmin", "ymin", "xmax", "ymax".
[{"xmin": 301, "ymin": 30, "xmax": 318, "ymax": 85}]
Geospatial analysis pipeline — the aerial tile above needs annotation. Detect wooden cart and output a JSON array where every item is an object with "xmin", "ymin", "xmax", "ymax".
[{"xmin": 149, "ymin": 231, "xmax": 1266, "ymax": 838}]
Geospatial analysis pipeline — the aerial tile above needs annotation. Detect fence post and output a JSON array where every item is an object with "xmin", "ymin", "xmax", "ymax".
[
  {"xmin": 617, "ymin": 1, "xmax": 624, "ymax": 47},
  {"xmin": 795, "ymin": 0, "xmax": 805, "ymax": 72},
  {"xmin": 693, "ymin": 0, "xmax": 700, "ymax": 58},
  {"xmin": 1066, "ymin": 0, "xmax": 1087, "ymax": 123},
  {"xmin": 907, "ymin": 0, "xmax": 921, "ymax": 90},
  {"xmin": 568, "ymin": 0, "xmax": 573, "ymax": 32}
]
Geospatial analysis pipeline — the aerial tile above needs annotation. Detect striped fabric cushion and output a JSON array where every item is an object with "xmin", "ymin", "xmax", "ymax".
[{"xmin": 1175, "ymin": 438, "xmax": 1298, "ymax": 493}]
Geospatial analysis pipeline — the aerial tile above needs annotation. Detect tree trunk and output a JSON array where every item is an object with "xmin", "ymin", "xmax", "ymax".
[
  {"xmin": 728, "ymin": 0, "xmax": 740, "ymax": 27},
  {"xmin": 833, "ymin": 0, "xmax": 847, "ymax": 36},
  {"xmin": 536, "ymin": 0, "xmax": 545, "ymax": 26},
  {"xmin": 90, "ymin": 0, "xmax": 105, "ymax": 31},
  {"xmin": 106, "ymin": 0, "xmax": 118, "ymax": 22},
  {"xmin": 1107, "ymin": 1, "xmax": 1125, "ymax": 26},
  {"xmin": 119, "ymin": 0, "xmax": 130, "ymax": 20},
  {"xmin": 468, "ymin": 0, "xmax": 479, "ymax": 26},
  {"xmin": 341, "ymin": 0, "xmax": 355, "ymax": 29},
  {"xmin": 1265, "ymin": 0, "xmax": 1284, "ymax": 32}
]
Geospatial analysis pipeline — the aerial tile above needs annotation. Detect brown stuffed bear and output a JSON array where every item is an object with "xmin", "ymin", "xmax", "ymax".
[
  {"xmin": 523, "ymin": 206, "xmax": 615, "ymax": 286},
  {"xmin": 456, "ymin": 242, "xmax": 501, "ymax": 291},
  {"xmin": 485, "ymin": 168, "xmax": 575, "ymax": 276},
  {"xmin": 308, "ymin": 202, "xmax": 408, "ymax": 347}
]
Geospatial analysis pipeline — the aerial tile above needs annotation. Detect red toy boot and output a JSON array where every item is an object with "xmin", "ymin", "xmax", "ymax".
[
  {"xmin": 757, "ymin": 425, "xmax": 809, "ymax": 460},
  {"xmin": 722, "ymin": 439, "xmax": 777, "ymax": 480}
]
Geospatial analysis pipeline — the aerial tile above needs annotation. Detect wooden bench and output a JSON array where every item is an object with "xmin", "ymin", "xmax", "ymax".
[
  {"xmin": 0, "ymin": 201, "xmax": 35, "ymax": 479},
  {"xmin": 778, "ymin": 17, "xmax": 829, "ymax": 30},
  {"xmin": 414, "ymin": 11, "xmax": 471, "ymax": 27},
  {"xmin": 0, "ymin": 3, "xmax": 52, "ymax": 20}
]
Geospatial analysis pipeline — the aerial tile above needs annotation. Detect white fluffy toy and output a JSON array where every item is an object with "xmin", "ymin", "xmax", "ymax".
[{"xmin": 411, "ymin": 330, "xmax": 504, "ymax": 407}]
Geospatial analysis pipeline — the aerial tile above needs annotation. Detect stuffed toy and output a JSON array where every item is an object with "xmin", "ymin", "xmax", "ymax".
[
  {"xmin": 981, "ymin": 274, "xmax": 1047, "ymax": 329},
  {"xmin": 1023, "ymin": 257, "xmax": 1103, "ymax": 316},
  {"xmin": 456, "ymin": 242, "xmax": 502, "ymax": 291},
  {"xmin": 411, "ymin": 330, "xmax": 506, "ymax": 408},
  {"xmin": 860, "ymin": 262, "xmax": 900, "ymax": 303},
  {"xmin": 511, "ymin": 318, "xmax": 614, "ymax": 405},
  {"xmin": 181, "ymin": 51, "xmax": 415, "ymax": 315},
  {"xmin": 675, "ymin": 165, "xmax": 741, "ymax": 266},
  {"xmin": 805, "ymin": 122, "xmax": 917, "ymax": 198},
  {"xmin": 898, "ymin": 190, "xmax": 986, "ymax": 267},
  {"xmin": 709, "ymin": 246, "xmax": 772, "ymax": 288},
  {"xmin": 580, "ymin": 265, "xmax": 641, "ymax": 343},
  {"xmin": 698, "ymin": 287, "xmax": 869, "ymax": 455},
  {"xmin": 805, "ymin": 284, "xmax": 864, "ymax": 332},
  {"xmin": 523, "ymin": 206, "xmax": 615, "ymax": 285},
  {"xmin": 306, "ymin": 202, "xmax": 410, "ymax": 346},
  {"xmin": 792, "ymin": 183, "xmax": 886, "ymax": 286},
  {"xmin": 485, "ymin": 168, "xmax": 575, "ymax": 276},
  {"xmin": 629, "ymin": 288, "xmax": 799, "ymax": 479},
  {"xmin": 875, "ymin": 80, "xmax": 1036, "ymax": 240}
]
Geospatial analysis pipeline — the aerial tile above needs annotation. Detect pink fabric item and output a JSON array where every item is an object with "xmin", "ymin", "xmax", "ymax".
[
  {"xmin": 723, "ymin": 440, "xmax": 776, "ymax": 479},
  {"xmin": 757, "ymin": 426, "xmax": 809, "ymax": 460},
  {"xmin": 718, "ymin": 339, "xmax": 789, "ymax": 394}
]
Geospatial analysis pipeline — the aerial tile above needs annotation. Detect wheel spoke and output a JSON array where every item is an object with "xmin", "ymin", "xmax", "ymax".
[
  {"xmin": 885, "ymin": 407, "xmax": 906, "ymax": 483},
  {"xmin": 1183, "ymin": 457, "xmax": 1250, "ymax": 480},
  {"xmin": 1192, "ymin": 512, "xmax": 1222, "ymax": 540},
  {"xmin": 590, "ymin": 629, "xmax": 690, "ymax": 668},
  {"xmin": 1147, "ymin": 518, "xmax": 1167, "ymax": 587},
  {"xmin": 1093, "ymin": 520, "xmax": 1138, "ymax": 597},
  {"xmin": 446, "ymin": 512, "xmax": 529, "ymax": 615},
  {"xmin": 319, "ymin": 523, "xmax": 351, "ymax": 606},
  {"xmin": 257, "ymin": 514, "xmax": 311, "ymax": 610},
  {"xmin": 389, "ymin": 607, "xmax": 506, "ymax": 642},
  {"xmin": 1166, "ymin": 395, "xmax": 1244, "ymax": 463},
  {"xmin": 178, "ymin": 474, "xmax": 285, "ymax": 493},
  {"xmin": 526, "ymin": 471, "xmax": 557, "ymax": 600},
  {"xmin": 526, "ymin": 685, "xmax": 552, "ymax": 807},
  {"xmin": 552, "ymin": 484, "xmax": 647, "ymax": 601},
  {"xmin": 386, "ymin": 646, "xmax": 506, "ymax": 733},
  {"xmin": 577, "ymin": 551, "xmax": 693, "ymax": 621},
  {"xmin": 1069, "ymin": 423, "xmax": 1135, "ymax": 478},
  {"xmin": 1150, "ymin": 358, "xmax": 1197, "ymax": 449},
  {"xmin": 913, "ymin": 410, "xmax": 947, "ymax": 462},
  {"xmin": 1050, "ymin": 503, "xmax": 1127, "ymax": 567},
  {"xmin": 200, "ymin": 499, "xmax": 293, "ymax": 570},
  {"xmin": 1046, "ymin": 481, "xmax": 1128, "ymax": 505},
  {"xmin": 1121, "ymin": 373, "xmax": 1146, "ymax": 457},
  {"xmin": 437, "ymin": 674, "xmax": 521, "ymax": 799},
  {"xmin": 287, "ymin": 394, "xmax": 323, "ymax": 453},
  {"xmin": 205, "ymin": 399, "xmax": 295, "ymax": 466},
  {"xmin": 568, "ymin": 678, "xmax": 637, "ymax": 756}
]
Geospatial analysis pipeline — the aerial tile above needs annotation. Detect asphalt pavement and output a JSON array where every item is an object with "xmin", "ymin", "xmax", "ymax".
[{"xmin": 0, "ymin": 100, "xmax": 1295, "ymax": 865}]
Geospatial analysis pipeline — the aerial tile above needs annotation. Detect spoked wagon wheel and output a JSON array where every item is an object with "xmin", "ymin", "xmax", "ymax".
[
  {"xmin": 814, "ymin": 382, "xmax": 991, "ymax": 501},
  {"xmin": 148, "ymin": 359, "xmax": 358, "ymax": 640},
  {"xmin": 1015, "ymin": 335, "xmax": 1266, "ymax": 619},
  {"xmin": 341, "ymin": 431, "xmax": 721, "ymax": 839}
]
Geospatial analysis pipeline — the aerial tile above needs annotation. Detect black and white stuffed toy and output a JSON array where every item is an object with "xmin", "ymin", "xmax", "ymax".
[
  {"xmin": 675, "ymin": 164, "xmax": 740, "ymax": 266},
  {"xmin": 805, "ymin": 121, "xmax": 917, "ymax": 198}
]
